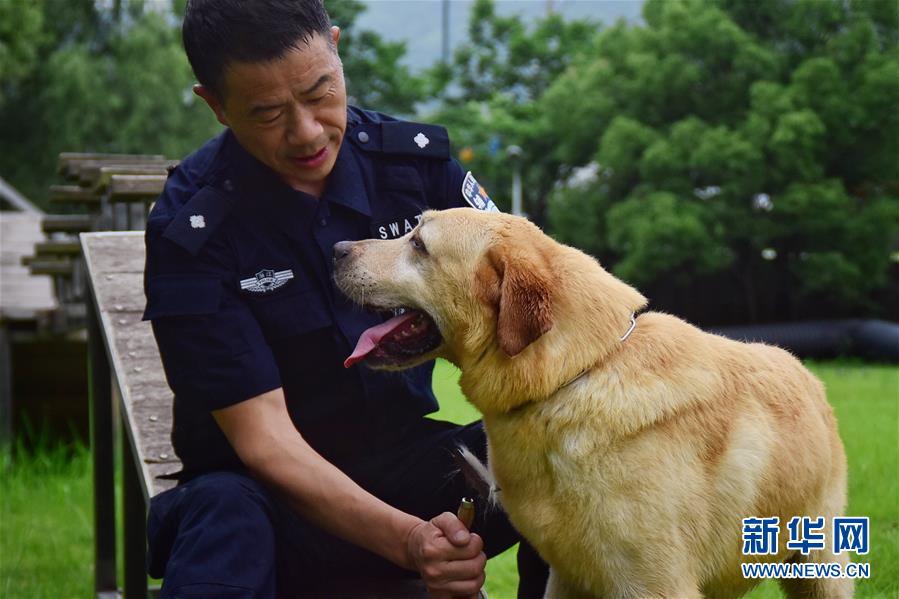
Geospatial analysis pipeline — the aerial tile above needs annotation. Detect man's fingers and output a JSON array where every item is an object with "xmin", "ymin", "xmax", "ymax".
[
  {"xmin": 420, "ymin": 549, "xmax": 486, "ymax": 586},
  {"xmin": 425, "ymin": 566, "xmax": 486, "ymax": 599},
  {"xmin": 431, "ymin": 511, "xmax": 473, "ymax": 546}
]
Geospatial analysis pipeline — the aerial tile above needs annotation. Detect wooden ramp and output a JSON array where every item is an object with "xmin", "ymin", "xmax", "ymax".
[
  {"xmin": 82, "ymin": 231, "xmax": 180, "ymax": 493},
  {"xmin": 0, "ymin": 211, "xmax": 57, "ymax": 320},
  {"xmin": 81, "ymin": 231, "xmax": 178, "ymax": 598}
]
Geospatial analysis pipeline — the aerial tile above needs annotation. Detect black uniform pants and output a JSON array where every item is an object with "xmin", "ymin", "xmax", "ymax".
[{"xmin": 146, "ymin": 419, "xmax": 548, "ymax": 597}]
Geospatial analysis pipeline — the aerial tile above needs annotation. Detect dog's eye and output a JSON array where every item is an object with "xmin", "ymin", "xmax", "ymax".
[{"xmin": 410, "ymin": 234, "xmax": 428, "ymax": 255}]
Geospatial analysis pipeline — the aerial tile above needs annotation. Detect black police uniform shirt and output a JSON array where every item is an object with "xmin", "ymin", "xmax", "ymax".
[{"xmin": 143, "ymin": 106, "xmax": 481, "ymax": 478}]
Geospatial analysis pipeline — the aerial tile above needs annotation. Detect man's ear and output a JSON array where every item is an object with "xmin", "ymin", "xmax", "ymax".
[
  {"xmin": 331, "ymin": 25, "xmax": 341, "ymax": 48},
  {"xmin": 476, "ymin": 244, "xmax": 554, "ymax": 357},
  {"xmin": 193, "ymin": 84, "xmax": 229, "ymax": 128}
]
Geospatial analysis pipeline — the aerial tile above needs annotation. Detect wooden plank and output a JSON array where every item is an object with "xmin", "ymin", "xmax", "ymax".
[
  {"xmin": 42, "ymin": 214, "xmax": 94, "ymax": 234},
  {"xmin": 94, "ymin": 273, "xmax": 145, "ymax": 312},
  {"xmin": 49, "ymin": 184, "xmax": 100, "ymax": 206},
  {"xmin": 84, "ymin": 234, "xmax": 146, "ymax": 273},
  {"xmin": 59, "ymin": 153, "xmax": 166, "ymax": 179},
  {"xmin": 108, "ymin": 175, "xmax": 166, "ymax": 202},
  {"xmin": 81, "ymin": 232, "xmax": 180, "ymax": 499},
  {"xmin": 81, "ymin": 162, "xmax": 177, "ymax": 189},
  {"xmin": 29, "ymin": 258, "xmax": 74, "ymax": 276},
  {"xmin": 35, "ymin": 240, "xmax": 82, "ymax": 256},
  {"xmin": 1, "ymin": 212, "xmax": 57, "ymax": 319}
]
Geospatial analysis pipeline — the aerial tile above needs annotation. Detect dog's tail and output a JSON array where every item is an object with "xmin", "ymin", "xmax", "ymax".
[{"xmin": 453, "ymin": 444, "xmax": 501, "ymax": 507}]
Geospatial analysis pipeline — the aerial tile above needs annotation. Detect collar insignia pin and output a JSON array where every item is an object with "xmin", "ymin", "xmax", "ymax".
[
  {"xmin": 189, "ymin": 214, "xmax": 205, "ymax": 229},
  {"xmin": 239, "ymin": 269, "xmax": 294, "ymax": 294},
  {"xmin": 413, "ymin": 132, "xmax": 430, "ymax": 149}
]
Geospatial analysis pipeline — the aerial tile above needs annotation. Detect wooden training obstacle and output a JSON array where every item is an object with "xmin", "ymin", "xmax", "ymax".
[
  {"xmin": 82, "ymin": 232, "xmax": 178, "ymax": 599},
  {"xmin": 78, "ymin": 190, "xmax": 430, "ymax": 599}
]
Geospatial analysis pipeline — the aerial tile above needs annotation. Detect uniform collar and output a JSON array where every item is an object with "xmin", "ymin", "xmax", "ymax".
[{"xmin": 216, "ymin": 128, "xmax": 371, "ymax": 218}]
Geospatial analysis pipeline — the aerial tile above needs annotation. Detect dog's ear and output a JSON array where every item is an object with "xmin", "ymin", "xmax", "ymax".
[{"xmin": 476, "ymin": 244, "xmax": 554, "ymax": 357}]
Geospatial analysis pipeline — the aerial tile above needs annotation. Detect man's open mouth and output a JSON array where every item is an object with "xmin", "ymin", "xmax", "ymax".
[{"xmin": 344, "ymin": 308, "xmax": 442, "ymax": 368}]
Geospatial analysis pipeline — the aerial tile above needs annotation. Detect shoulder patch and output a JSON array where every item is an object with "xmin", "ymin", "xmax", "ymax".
[
  {"xmin": 348, "ymin": 120, "xmax": 451, "ymax": 160},
  {"xmin": 382, "ymin": 122, "xmax": 449, "ymax": 159},
  {"xmin": 461, "ymin": 172, "xmax": 500, "ymax": 212},
  {"xmin": 161, "ymin": 185, "xmax": 236, "ymax": 255},
  {"xmin": 350, "ymin": 121, "xmax": 451, "ymax": 160}
]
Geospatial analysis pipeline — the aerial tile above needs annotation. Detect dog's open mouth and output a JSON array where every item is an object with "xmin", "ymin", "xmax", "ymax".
[{"xmin": 344, "ymin": 308, "xmax": 442, "ymax": 368}]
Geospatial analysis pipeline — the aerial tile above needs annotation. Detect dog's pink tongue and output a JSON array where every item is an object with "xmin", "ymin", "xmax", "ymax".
[{"xmin": 344, "ymin": 312, "xmax": 417, "ymax": 368}]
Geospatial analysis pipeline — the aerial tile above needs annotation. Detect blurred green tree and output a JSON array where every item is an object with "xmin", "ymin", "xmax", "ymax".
[
  {"xmin": 0, "ymin": 0, "xmax": 218, "ymax": 205},
  {"xmin": 543, "ymin": 0, "xmax": 899, "ymax": 322},
  {"xmin": 0, "ymin": 0, "xmax": 423, "ymax": 207},
  {"xmin": 425, "ymin": 0, "xmax": 598, "ymax": 219},
  {"xmin": 329, "ymin": 0, "xmax": 425, "ymax": 115}
]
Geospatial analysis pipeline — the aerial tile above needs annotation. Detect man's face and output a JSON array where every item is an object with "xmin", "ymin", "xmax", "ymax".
[{"xmin": 197, "ymin": 28, "xmax": 347, "ymax": 197}]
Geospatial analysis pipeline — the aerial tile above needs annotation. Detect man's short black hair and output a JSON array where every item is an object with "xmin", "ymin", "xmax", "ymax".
[{"xmin": 183, "ymin": 0, "xmax": 332, "ymax": 100}]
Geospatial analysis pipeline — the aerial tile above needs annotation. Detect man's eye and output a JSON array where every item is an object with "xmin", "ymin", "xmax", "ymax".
[
  {"xmin": 410, "ymin": 235, "xmax": 427, "ymax": 254},
  {"xmin": 260, "ymin": 112, "xmax": 282, "ymax": 124}
]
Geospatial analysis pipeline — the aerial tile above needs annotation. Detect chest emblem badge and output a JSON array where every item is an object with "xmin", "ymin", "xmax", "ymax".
[
  {"xmin": 189, "ymin": 214, "xmax": 206, "ymax": 229},
  {"xmin": 239, "ymin": 269, "xmax": 294, "ymax": 293},
  {"xmin": 413, "ymin": 132, "xmax": 430, "ymax": 149}
]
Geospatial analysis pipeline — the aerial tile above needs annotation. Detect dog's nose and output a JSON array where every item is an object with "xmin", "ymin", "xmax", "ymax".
[{"xmin": 333, "ymin": 241, "xmax": 354, "ymax": 264}]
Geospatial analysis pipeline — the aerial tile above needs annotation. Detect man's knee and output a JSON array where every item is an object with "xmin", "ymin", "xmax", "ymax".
[
  {"xmin": 179, "ymin": 471, "xmax": 273, "ymax": 520},
  {"xmin": 149, "ymin": 471, "xmax": 277, "ymax": 596}
]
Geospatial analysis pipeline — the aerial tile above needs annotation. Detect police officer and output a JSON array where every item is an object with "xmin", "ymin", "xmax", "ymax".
[{"xmin": 143, "ymin": 1, "xmax": 548, "ymax": 597}]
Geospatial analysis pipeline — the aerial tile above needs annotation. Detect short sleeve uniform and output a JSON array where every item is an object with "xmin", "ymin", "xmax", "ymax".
[{"xmin": 143, "ymin": 107, "xmax": 479, "ymax": 477}]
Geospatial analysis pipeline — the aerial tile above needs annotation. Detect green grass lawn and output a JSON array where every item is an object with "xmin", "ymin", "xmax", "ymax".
[{"xmin": 1, "ymin": 361, "xmax": 896, "ymax": 598}]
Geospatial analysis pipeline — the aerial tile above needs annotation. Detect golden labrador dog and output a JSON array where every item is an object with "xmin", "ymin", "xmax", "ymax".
[{"xmin": 334, "ymin": 208, "xmax": 851, "ymax": 598}]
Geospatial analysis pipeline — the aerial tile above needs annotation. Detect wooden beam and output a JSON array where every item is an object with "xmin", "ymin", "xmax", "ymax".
[
  {"xmin": 58, "ymin": 153, "xmax": 166, "ymax": 179},
  {"xmin": 29, "ymin": 258, "xmax": 74, "ymax": 276},
  {"xmin": 86, "ymin": 163, "xmax": 177, "ymax": 190},
  {"xmin": 49, "ymin": 185, "xmax": 100, "ymax": 206},
  {"xmin": 108, "ymin": 175, "xmax": 166, "ymax": 202},
  {"xmin": 35, "ymin": 240, "xmax": 82, "ymax": 256},
  {"xmin": 67, "ymin": 158, "xmax": 172, "ymax": 182},
  {"xmin": 42, "ymin": 214, "xmax": 94, "ymax": 234}
]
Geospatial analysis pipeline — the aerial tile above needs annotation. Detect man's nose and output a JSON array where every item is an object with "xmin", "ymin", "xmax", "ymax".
[
  {"xmin": 333, "ymin": 241, "xmax": 354, "ymax": 265},
  {"xmin": 286, "ymin": 105, "xmax": 324, "ymax": 145}
]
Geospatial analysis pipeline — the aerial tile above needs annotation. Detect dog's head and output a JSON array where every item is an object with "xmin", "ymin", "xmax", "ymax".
[
  {"xmin": 334, "ymin": 208, "xmax": 646, "ymax": 411},
  {"xmin": 334, "ymin": 209, "xmax": 556, "ymax": 366}
]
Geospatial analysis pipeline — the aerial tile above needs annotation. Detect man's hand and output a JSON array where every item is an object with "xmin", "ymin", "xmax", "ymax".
[{"xmin": 406, "ymin": 512, "xmax": 486, "ymax": 599}]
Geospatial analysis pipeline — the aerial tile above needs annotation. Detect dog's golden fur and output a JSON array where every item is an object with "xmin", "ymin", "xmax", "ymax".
[{"xmin": 334, "ymin": 209, "xmax": 851, "ymax": 598}]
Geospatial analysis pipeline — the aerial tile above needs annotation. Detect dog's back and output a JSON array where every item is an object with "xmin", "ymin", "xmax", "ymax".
[{"xmin": 486, "ymin": 310, "xmax": 849, "ymax": 597}]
